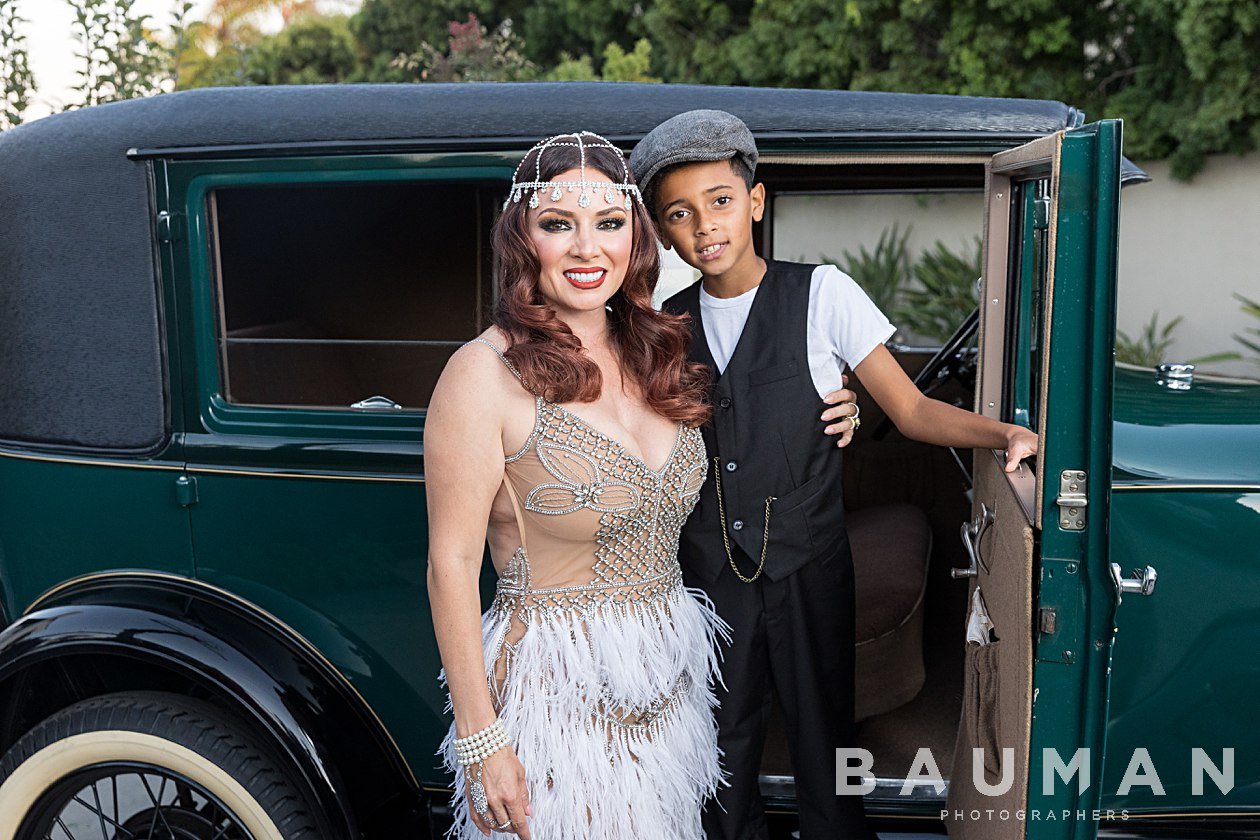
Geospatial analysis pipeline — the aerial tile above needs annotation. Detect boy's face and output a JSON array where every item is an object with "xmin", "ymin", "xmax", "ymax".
[{"xmin": 652, "ymin": 159, "xmax": 765, "ymax": 277}]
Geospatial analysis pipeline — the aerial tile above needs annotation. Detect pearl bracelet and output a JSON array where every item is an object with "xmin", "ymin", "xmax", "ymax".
[{"xmin": 454, "ymin": 718, "xmax": 509, "ymax": 767}]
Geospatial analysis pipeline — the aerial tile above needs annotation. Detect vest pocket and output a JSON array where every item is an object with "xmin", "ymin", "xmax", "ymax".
[
  {"xmin": 771, "ymin": 471, "xmax": 825, "ymax": 513},
  {"xmin": 747, "ymin": 359, "xmax": 799, "ymax": 387}
]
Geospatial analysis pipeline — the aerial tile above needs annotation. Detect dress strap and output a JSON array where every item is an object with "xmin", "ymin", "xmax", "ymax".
[
  {"xmin": 469, "ymin": 337, "xmax": 531, "ymax": 389},
  {"xmin": 470, "ymin": 337, "xmax": 544, "ymax": 461}
]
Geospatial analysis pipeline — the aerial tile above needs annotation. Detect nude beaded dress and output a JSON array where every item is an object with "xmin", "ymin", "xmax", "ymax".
[{"xmin": 439, "ymin": 339, "xmax": 729, "ymax": 840}]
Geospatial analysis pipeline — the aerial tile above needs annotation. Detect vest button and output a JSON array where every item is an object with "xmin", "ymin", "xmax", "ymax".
[
  {"xmin": 732, "ymin": 519, "xmax": 745, "ymax": 531},
  {"xmin": 725, "ymin": 461, "xmax": 738, "ymax": 472},
  {"xmin": 719, "ymin": 397, "xmax": 732, "ymax": 409}
]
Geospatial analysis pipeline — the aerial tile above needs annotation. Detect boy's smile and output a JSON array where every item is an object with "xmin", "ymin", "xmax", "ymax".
[{"xmin": 652, "ymin": 159, "xmax": 766, "ymax": 296}]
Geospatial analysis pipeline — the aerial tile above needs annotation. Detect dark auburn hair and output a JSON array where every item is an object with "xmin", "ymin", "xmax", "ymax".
[{"xmin": 492, "ymin": 140, "xmax": 711, "ymax": 427}]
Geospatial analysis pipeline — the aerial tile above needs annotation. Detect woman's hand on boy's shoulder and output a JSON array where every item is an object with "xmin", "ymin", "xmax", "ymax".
[{"xmin": 821, "ymin": 374, "xmax": 861, "ymax": 448}]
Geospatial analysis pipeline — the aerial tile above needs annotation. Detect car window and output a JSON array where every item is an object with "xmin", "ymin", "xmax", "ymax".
[
  {"xmin": 208, "ymin": 181, "xmax": 496, "ymax": 411},
  {"xmin": 1005, "ymin": 177, "xmax": 1050, "ymax": 430},
  {"xmin": 772, "ymin": 188, "xmax": 983, "ymax": 345}
]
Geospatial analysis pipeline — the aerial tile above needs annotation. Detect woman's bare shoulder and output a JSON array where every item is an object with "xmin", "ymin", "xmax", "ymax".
[{"xmin": 431, "ymin": 329, "xmax": 527, "ymax": 414}]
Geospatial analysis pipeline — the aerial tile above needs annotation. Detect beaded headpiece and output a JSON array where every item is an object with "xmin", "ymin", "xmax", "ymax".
[{"xmin": 504, "ymin": 131, "xmax": 641, "ymax": 212}]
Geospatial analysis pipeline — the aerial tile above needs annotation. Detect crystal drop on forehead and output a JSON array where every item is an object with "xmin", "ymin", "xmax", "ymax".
[
  {"xmin": 578, "ymin": 191, "xmax": 591, "ymax": 208},
  {"xmin": 528, "ymin": 191, "xmax": 540, "ymax": 208},
  {"xmin": 551, "ymin": 185, "xmax": 562, "ymax": 202}
]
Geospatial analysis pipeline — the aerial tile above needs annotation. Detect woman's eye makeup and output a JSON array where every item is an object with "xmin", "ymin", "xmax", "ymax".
[
  {"xmin": 536, "ymin": 214, "xmax": 627, "ymax": 232},
  {"xmin": 537, "ymin": 216, "xmax": 571, "ymax": 232}
]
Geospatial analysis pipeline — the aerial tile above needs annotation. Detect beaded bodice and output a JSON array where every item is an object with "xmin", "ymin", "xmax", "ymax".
[
  {"xmin": 472, "ymin": 339, "xmax": 707, "ymax": 617},
  {"xmin": 496, "ymin": 396, "xmax": 706, "ymax": 614}
]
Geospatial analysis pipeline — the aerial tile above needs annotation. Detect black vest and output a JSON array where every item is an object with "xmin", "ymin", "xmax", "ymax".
[{"xmin": 665, "ymin": 260, "xmax": 848, "ymax": 583}]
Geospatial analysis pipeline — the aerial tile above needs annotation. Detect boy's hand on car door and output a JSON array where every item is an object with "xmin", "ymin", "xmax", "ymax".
[
  {"xmin": 1003, "ymin": 424, "xmax": 1039, "ymax": 473},
  {"xmin": 821, "ymin": 374, "xmax": 860, "ymax": 448}
]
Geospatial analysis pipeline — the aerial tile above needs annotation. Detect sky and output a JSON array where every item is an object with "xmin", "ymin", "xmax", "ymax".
[{"xmin": 14, "ymin": 0, "xmax": 358, "ymax": 120}]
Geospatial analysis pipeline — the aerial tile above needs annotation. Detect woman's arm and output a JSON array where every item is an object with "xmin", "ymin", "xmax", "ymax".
[
  {"xmin": 424, "ymin": 345, "xmax": 531, "ymax": 838},
  {"xmin": 852, "ymin": 344, "xmax": 1038, "ymax": 472}
]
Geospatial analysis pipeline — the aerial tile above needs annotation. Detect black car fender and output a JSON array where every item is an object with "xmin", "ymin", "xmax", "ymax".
[{"xmin": 0, "ymin": 572, "xmax": 428, "ymax": 839}]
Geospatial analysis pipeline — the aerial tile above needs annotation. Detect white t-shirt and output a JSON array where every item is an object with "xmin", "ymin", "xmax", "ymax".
[{"xmin": 698, "ymin": 264, "xmax": 896, "ymax": 399}]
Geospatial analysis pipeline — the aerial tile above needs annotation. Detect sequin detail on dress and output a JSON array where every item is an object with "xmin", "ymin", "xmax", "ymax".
[{"xmin": 439, "ymin": 338, "xmax": 728, "ymax": 840}]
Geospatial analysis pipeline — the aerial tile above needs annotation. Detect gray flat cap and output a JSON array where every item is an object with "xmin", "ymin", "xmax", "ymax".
[{"xmin": 629, "ymin": 109, "xmax": 758, "ymax": 202}]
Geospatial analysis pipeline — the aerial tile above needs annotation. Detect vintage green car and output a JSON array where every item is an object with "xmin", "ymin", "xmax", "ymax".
[{"xmin": 0, "ymin": 82, "xmax": 1255, "ymax": 840}]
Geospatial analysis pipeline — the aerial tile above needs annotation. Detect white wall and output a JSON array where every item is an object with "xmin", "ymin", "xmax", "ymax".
[{"xmin": 1117, "ymin": 153, "xmax": 1260, "ymax": 377}]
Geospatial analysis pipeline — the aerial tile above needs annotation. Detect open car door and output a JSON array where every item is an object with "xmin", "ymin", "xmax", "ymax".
[{"xmin": 945, "ymin": 121, "xmax": 1123, "ymax": 840}]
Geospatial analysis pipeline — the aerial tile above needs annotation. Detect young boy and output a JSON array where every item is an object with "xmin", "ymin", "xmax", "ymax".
[{"xmin": 630, "ymin": 110, "xmax": 1036, "ymax": 840}]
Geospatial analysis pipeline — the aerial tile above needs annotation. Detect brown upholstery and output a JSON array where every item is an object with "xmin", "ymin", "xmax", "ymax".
[{"xmin": 849, "ymin": 503, "xmax": 932, "ymax": 721}]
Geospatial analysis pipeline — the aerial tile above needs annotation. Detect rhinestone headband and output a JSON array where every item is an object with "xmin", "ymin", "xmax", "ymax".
[{"xmin": 504, "ymin": 131, "xmax": 642, "ymax": 212}]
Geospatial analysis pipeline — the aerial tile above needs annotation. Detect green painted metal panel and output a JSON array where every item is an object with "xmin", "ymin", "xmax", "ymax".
[
  {"xmin": 0, "ymin": 453, "xmax": 193, "ymax": 619},
  {"xmin": 1024, "ymin": 121, "xmax": 1123, "ymax": 840},
  {"xmin": 1101, "ymin": 490, "xmax": 1260, "ymax": 815},
  {"xmin": 1113, "ymin": 366, "xmax": 1260, "ymax": 487}
]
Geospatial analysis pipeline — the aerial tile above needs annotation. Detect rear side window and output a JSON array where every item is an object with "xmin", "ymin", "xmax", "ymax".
[{"xmin": 208, "ymin": 181, "xmax": 496, "ymax": 411}]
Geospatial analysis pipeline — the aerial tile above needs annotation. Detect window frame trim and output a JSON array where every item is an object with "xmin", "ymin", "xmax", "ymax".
[{"xmin": 168, "ymin": 155, "xmax": 516, "ymax": 440}]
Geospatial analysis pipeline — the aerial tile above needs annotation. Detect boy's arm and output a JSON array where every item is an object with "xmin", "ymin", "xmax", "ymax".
[{"xmin": 852, "ymin": 344, "xmax": 1037, "ymax": 472}]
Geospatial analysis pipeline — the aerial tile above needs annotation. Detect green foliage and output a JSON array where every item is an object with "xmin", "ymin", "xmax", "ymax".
[
  {"xmin": 244, "ymin": 14, "xmax": 357, "ymax": 84},
  {"xmin": 517, "ymin": 0, "xmax": 645, "ymax": 69},
  {"xmin": 823, "ymin": 223, "xmax": 910, "ymax": 317},
  {"xmin": 65, "ymin": 0, "xmax": 170, "ymax": 108},
  {"xmin": 351, "ymin": 0, "xmax": 526, "ymax": 81},
  {"xmin": 600, "ymin": 39, "xmax": 658, "ymax": 83},
  {"xmin": 1116, "ymin": 312, "xmax": 1184, "ymax": 368},
  {"xmin": 0, "ymin": 0, "xmax": 35, "ymax": 130},
  {"xmin": 32, "ymin": 0, "xmax": 1257, "ymax": 172},
  {"xmin": 897, "ymin": 237, "xmax": 983, "ymax": 343},
  {"xmin": 1105, "ymin": 0, "xmax": 1260, "ymax": 180},
  {"xmin": 1232, "ymin": 292, "xmax": 1260, "ymax": 368},
  {"xmin": 639, "ymin": 0, "xmax": 753, "ymax": 85},
  {"xmin": 546, "ymin": 53, "xmax": 598, "ymax": 82},
  {"xmin": 547, "ymin": 39, "xmax": 659, "ymax": 83},
  {"xmin": 390, "ymin": 14, "xmax": 536, "ymax": 83}
]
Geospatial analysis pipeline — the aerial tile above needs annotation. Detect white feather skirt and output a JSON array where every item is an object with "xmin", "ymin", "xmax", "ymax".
[{"xmin": 440, "ymin": 581, "xmax": 730, "ymax": 840}]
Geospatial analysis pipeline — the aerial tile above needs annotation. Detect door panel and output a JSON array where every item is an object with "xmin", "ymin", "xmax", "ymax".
[
  {"xmin": 946, "ymin": 451, "xmax": 1036, "ymax": 839},
  {"xmin": 949, "ymin": 122, "xmax": 1123, "ymax": 839}
]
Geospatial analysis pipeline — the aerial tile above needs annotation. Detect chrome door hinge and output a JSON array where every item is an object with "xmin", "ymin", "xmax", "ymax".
[
  {"xmin": 175, "ymin": 474, "xmax": 198, "ymax": 507},
  {"xmin": 157, "ymin": 211, "xmax": 186, "ymax": 243},
  {"xmin": 1056, "ymin": 469, "xmax": 1087, "ymax": 530}
]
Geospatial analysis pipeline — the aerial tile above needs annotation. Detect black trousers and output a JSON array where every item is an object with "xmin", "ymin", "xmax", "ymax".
[{"xmin": 684, "ymin": 541, "xmax": 876, "ymax": 840}]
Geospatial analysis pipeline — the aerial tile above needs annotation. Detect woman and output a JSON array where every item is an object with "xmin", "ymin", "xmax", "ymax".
[{"xmin": 424, "ymin": 132, "xmax": 727, "ymax": 840}]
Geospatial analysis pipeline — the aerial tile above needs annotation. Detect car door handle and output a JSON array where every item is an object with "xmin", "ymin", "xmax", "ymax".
[
  {"xmin": 1110, "ymin": 563, "xmax": 1157, "ymax": 605},
  {"xmin": 953, "ymin": 502, "xmax": 995, "ymax": 579},
  {"xmin": 350, "ymin": 395, "xmax": 402, "ymax": 410}
]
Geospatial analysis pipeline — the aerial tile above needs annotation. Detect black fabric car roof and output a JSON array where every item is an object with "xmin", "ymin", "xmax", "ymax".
[{"xmin": 0, "ymin": 82, "xmax": 1080, "ymax": 454}]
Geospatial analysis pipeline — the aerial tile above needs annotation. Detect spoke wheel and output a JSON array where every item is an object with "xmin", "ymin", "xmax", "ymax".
[
  {"xmin": 20, "ymin": 762, "xmax": 252, "ymax": 840},
  {"xmin": 0, "ymin": 693, "xmax": 322, "ymax": 840}
]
